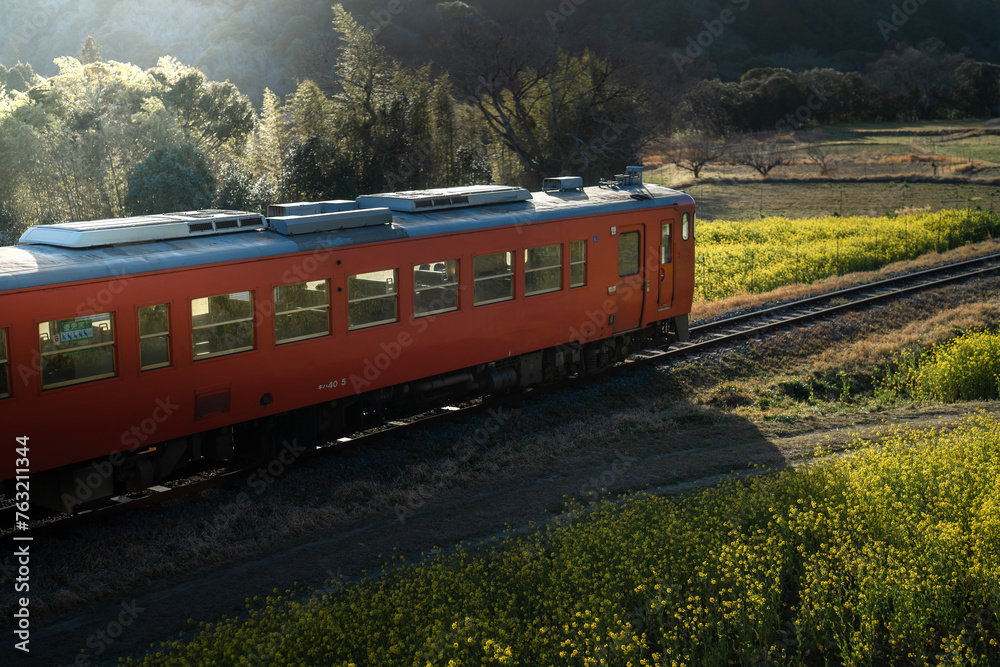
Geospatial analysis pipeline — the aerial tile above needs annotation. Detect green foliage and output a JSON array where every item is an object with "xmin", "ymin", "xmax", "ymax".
[
  {"xmin": 150, "ymin": 58, "xmax": 255, "ymax": 151},
  {"xmin": 125, "ymin": 414, "xmax": 1000, "ymax": 666},
  {"xmin": 126, "ymin": 143, "xmax": 216, "ymax": 215},
  {"xmin": 278, "ymin": 137, "xmax": 357, "ymax": 202},
  {"xmin": 79, "ymin": 36, "xmax": 102, "ymax": 66},
  {"xmin": 0, "ymin": 56, "xmax": 256, "ymax": 235},
  {"xmin": 213, "ymin": 162, "xmax": 275, "ymax": 214}
]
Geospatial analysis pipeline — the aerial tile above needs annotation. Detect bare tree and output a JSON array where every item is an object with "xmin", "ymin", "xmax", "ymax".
[
  {"xmin": 801, "ymin": 131, "xmax": 835, "ymax": 176},
  {"xmin": 732, "ymin": 133, "xmax": 790, "ymax": 177},
  {"xmin": 669, "ymin": 136, "xmax": 729, "ymax": 178}
]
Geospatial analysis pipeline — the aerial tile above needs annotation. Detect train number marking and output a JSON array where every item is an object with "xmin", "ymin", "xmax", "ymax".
[{"xmin": 318, "ymin": 378, "xmax": 347, "ymax": 391}]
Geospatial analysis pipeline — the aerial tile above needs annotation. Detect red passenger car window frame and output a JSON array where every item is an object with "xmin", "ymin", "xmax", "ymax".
[
  {"xmin": 37, "ymin": 311, "xmax": 119, "ymax": 390},
  {"xmin": 570, "ymin": 240, "xmax": 587, "ymax": 288},
  {"xmin": 190, "ymin": 291, "xmax": 256, "ymax": 361},
  {"xmin": 273, "ymin": 279, "xmax": 332, "ymax": 344},
  {"xmin": 473, "ymin": 251, "xmax": 515, "ymax": 306},
  {"xmin": 136, "ymin": 301, "xmax": 173, "ymax": 371}
]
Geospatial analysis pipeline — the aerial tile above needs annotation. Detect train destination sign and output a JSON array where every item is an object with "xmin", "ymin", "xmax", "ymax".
[{"xmin": 55, "ymin": 320, "xmax": 93, "ymax": 345}]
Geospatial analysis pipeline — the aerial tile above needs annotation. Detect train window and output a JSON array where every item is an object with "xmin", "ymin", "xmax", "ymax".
[
  {"xmin": 0, "ymin": 328, "xmax": 8, "ymax": 399},
  {"xmin": 682, "ymin": 212, "xmax": 691, "ymax": 241},
  {"xmin": 570, "ymin": 241, "xmax": 586, "ymax": 288},
  {"xmin": 618, "ymin": 231, "xmax": 640, "ymax": 276},
  {"xmin": 473, "ymin": 252, "xmax": 514, "ymax": 305},
  {"xmin": 138, "ymin": 304, "xmax": 171, "ymax": 370},
  {"xmin": 524, "ymin": 244, "xmax": 562, "ymax": 296},
  {"xmin": 38, "ymin": 313, "xmax": 116, "ymax": 389},
  {"xmin": 661, "ymin": 224, "xmax": 672, "ymax": 265},
  {"xmin": 414, "ymin": 260, "xmax": 458, "ymax": 317},
  {"xmin": 275, "ymin": 280, "xmax": 330, "ymax": 344},
  {"xmin": 191, "ymin": 292, "xmax": 255, "ymax": 360},
  {"xmin": 348, "ymin": 270, "xmax": 398, "ymax": 330}
]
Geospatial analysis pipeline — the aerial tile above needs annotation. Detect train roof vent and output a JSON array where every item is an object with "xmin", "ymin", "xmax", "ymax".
[
  {"xmin": 266, "ymin": 200, "xmax": 357, "ymax": 217},
  {"xmin": 267, "ymin": 207, "xmax": 394, "ymax": 235},
  {"xmin": 356, "ymin": 185, "xmax": 531, "ymax": 213},
  {"xmin": 18, "ymin": 210, "xmax": 265, "ymax": 249},
  {"xmin": 542, "ymin": 176, "xmax": 583, "ymax": 192}
]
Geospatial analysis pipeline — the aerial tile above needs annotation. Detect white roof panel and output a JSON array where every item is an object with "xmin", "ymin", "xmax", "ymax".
[
  {"xmin": 357, "ymin": 185, "xmax": 531, "ymax": 213},
  {"xmin": 18, "ymin": 210, "xmax": 265, "ymax": 249}
]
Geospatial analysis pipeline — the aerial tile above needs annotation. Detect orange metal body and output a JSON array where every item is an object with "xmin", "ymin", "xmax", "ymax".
[{"xmin": 0, "ymin": 204, "xmax": 694, "ymax": 481}]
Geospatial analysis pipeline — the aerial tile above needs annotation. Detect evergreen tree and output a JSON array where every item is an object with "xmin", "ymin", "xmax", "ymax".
[
  {"xmin": 79, "ymin": 36, "xmax": 102, "ymax": 65},
  {"xmin": 125, "ymin": 143, "xmax": 217, "ymax": 215}
]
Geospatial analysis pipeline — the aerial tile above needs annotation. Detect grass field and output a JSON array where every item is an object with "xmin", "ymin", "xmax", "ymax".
[
  {"xmin": 676, "ymin": 181, "xmax": 1000, "ymax": 221},
  {"xmin": 645, "ymin": 120, "xmax": 1000, "ymax": 221}
]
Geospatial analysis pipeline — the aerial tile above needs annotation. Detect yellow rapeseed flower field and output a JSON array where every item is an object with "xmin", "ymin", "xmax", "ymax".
[
  {"xmin": 696, "ymin": 209, "xmax": 1000, "ymax": 301},
  {"xmin": 881, "ymin": 329, "xmax": 1000, "ymax": 402},
  {"xmin": 126, "ymin": 413, "xmax": 1000, "ymax": 666}
]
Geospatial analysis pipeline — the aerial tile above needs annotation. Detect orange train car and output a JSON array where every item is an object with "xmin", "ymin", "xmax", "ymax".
[{"xmin": 0, "ymin": 168, "xmax": 694, "ymax": 511}]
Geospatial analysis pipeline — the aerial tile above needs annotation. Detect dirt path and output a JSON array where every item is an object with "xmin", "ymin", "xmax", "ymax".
[{"xmin": 15, "ymin": 401, "xmax": 992, "ymax": 666}]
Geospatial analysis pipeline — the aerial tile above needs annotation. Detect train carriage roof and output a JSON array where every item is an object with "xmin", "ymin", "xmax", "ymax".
[{"xmin": 0, "ymin": 183, "xmax": 693, "ymax": 291}]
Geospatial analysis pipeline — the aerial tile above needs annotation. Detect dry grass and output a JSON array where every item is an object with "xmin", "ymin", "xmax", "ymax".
[{"xmin": 644, "ymin": 121, "xmax": 1000, "ymax": 220}]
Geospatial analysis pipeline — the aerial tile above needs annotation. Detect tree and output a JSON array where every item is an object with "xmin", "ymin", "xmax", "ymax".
[
  {"xmin": 244, "ymin": 87, "xmax": 287, "ymax": 193},
  {"xmin": 150, "ymin": 57, "xmax": 255, "ymax": 154},
  {"xmin": 953, "ymin": 61, "xmax": 1000, "ymax": 118},
  {"xmin": 214, "ymin": 162, "xmax": 276, "ymax": 213},
  {"xmin": 801, "ymin": 131, "xmax": 835, "ymax": 176},
  {"xmin": 278, "ymin": 137, "xmax": 356, "ymax": 202},
  {"xmin": 678, "ymin": 79, "xmax": 745, "ymax": 138},
  {"xmin": 125, "ymin": 143, "xmax": 217, "ymax": 215},
  {"xmin": 732, "ymin": 134, "xmax": 791, "ymax": 177},
  {"xmin": 447, "ymin": 19, "xmax": 651, "ymax": 186},
  {"xmin": 327, "ymin": 5, "xmax": 440, "ymax": 192},
  {"xmin": 79, "ymin": 36, "xmax": 102, "ymax": 65},
  {"xmin": 290, "ymin": 80, "xmax": 330, "ymax": 142},
  {"xmin": 669, "ymin": 136, "xmax": 729, "ymax": 178}
]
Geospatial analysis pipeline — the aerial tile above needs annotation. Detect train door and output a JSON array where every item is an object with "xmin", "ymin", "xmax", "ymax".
[
  {"xmin": 658, "ymin": 218, "xmax": 675, "ymax": 310},
  {"xmin": 613, "ymin": 225, "xmax": 645, "ymax": 333}
]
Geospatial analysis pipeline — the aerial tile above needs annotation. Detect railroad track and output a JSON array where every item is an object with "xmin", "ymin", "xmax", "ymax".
[
  {"xmin": 6, "ymin": 251, "xmax": 1000, "ymax": 537},
  {"xmin": 632, "ymin": 251, "xmax": 1000, "ymax": 362}
]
